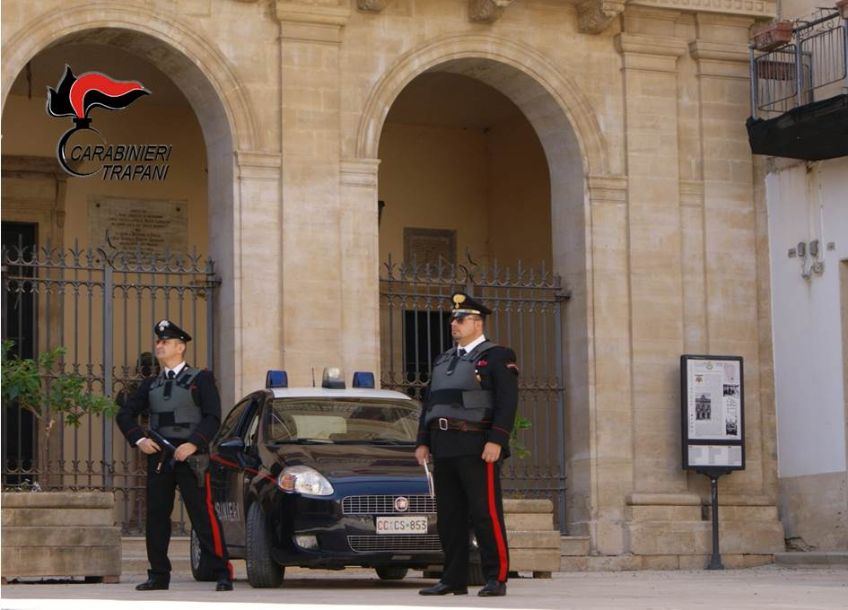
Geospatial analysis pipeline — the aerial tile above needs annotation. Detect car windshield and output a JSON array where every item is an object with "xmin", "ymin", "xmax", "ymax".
[{"xmin": 266, "ymin": 398, "xmax": 420, "ymax": 444}]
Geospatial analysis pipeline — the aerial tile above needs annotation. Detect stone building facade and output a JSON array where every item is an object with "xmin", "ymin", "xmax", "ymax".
[{"xmin": 1, "ymin": 0, "xmax": 786, "ymax": 566}]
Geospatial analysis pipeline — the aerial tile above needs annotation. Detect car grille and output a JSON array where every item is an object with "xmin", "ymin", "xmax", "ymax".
[
  {"xmin": 348, "ymin": 534, "xmax": 442, "ymax": 552},
  {"xmin": 342, "ymin": 495, "xmax": 436, "ymax": 514}
]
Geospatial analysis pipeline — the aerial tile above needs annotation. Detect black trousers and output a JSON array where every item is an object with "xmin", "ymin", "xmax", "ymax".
[
  {"xmin": 433, "ymin": 454, "xmax": 509, "ymax": 586},
  {"xmin": 145, "ymin": 454, "xmax": 230, "ymax": 580}
]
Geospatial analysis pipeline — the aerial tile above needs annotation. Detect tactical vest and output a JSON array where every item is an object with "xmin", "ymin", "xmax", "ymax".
[
  {"xmin": 424, "ymin": 340, "xmax": 496, "ymax": 427},
  {"xmin": 149, "ymin": 367, "xmax": 203, "ymax": 440}
]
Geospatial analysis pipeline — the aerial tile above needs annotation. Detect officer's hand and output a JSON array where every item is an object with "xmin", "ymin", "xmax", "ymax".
[
  {"xmin": 174, "ymin": 442, "xmax": 198, "ymax": 462},
  {"xmin": 415, "ymin": 445, "xmax": 430, "ymax": 465},
  {"xmin": 481, "ymin": 442, "xmax": 501, "ymax": 463},
  {"xmin": 138, "ymin": 438, "xmax": 161, "ymax": 455}
]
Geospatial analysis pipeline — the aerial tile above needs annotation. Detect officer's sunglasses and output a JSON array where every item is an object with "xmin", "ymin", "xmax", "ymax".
[{"xmin": 450, "ymin": 314, "xmax": 479, "ymax": 324}]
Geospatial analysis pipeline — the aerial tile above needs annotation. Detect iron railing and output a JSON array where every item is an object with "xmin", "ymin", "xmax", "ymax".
[
  {"xmin": 751, "ymin": 10, "xmax": 848, "ymax": 118},
  {"xmin": 379, "ymin": 253, "xmax": 569, "ymax": 532},
  {"xmin": 1, "ymin": 240, "xmax": 219, "ymax": 533}
]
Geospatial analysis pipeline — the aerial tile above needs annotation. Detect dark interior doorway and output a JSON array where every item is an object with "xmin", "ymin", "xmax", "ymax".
[{"xmin": 2, "ymin": 221, "xmax": 38, "ymax": 483}]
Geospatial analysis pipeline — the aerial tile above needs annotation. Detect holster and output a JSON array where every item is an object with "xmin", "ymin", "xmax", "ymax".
[{"xmin": 186, "ymin": 453, "xmax": 209, "ymax": 487}]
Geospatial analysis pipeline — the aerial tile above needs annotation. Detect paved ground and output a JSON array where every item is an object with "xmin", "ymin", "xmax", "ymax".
[{"xmin": 2, "ymin": 566, "xmax": 847, "ymax": 610}]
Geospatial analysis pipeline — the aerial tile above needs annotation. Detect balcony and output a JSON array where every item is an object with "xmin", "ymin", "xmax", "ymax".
[{"xmin": 747, "ymin": 8, "xmax": 848, "ymax": 160}]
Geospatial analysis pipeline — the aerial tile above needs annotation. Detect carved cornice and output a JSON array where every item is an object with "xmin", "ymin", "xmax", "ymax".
[
  {"xmin": 275, "ymin": 2, "xmax": 351, "ymax": 27},
  {"xmin": 469, "ymin": 0, "xmax": 514, "ymax": 24},
  {"xmin": 275, "ymin": 1, "xmax": 351, "ymax": 43},
  {"xmin": 629, "ymin": 0, "xmax": 776, "ymax": 19},
  {"xmin": 341, "ymin": 158, "xmax": 380, "ymax": 187},
  {"xmin": 578, "ymin": 0, "xmax": 626, "ymax": 34},
  {"xmin": 357, "ymin": 0, "xmax": 388, "ymax": 11}
]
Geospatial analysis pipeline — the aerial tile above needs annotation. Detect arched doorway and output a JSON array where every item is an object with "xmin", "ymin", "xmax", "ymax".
[
  {"xmin": 1, "ymin": 23, "xmax": 239, "ymax": 533},
  {"xmin": 368, "ymin": 51, "xmax": 595, "ymax": 532}
]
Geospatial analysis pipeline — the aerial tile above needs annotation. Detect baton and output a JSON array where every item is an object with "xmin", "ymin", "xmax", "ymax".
[{"xmin": 423, "ymin": 461, "xmax": 434, "ymax": 498}]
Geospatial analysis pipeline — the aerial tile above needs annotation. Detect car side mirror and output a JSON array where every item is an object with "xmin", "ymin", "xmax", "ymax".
[{"xmin": 218, "ymin": 436, "xmax": 245, "ymax": 454}]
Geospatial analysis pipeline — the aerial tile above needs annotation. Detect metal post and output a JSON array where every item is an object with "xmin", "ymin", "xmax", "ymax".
[
  {"xmin": 102, "ymin": 259, "xmax": 114, "ymax": 489},
  {"xmin": 795, "ymin": 34, "xmax": 804, "ymax": 109},
  {"xmin": 706, "ymin": 473, "xmax": 724, "ymax": 570},
  {"xmin": 554, "ymin": 296, "xmax": 567, "ymax": 534},
  {"xmin": 205, "ymin": 258, "xmax": 215, "ymax": 371},
  {"xmin": 749, "ymin": 46, "xmax": 758, "ymax": 119}
]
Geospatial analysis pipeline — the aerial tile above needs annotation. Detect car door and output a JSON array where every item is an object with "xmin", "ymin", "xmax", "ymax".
[{"xmin": 209, "ymin": 393, "xmax": 261, "ymax": 554}]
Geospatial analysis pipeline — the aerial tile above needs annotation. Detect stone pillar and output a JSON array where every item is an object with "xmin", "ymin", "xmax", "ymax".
[
  {"xmin": 615, "ymin": 11, "xmax": 689, "ymax": 497},
  {"xmin": 689, "ymin": 14, "xmax": 778, "ymax": 505},
  {"xmin": 276, "ymin": 1, "xmax": 351, "ymax": 384},
  {"xmin": 581, "ymin": 175, "xmax": 632, "ymax": 554},
  {"xmin": 340, "ymin": 158, "xmax": 381, "ymax": 380},
  {"xmin": 234, "ymin": 151, "xmax": 283, "ymax": 398}
]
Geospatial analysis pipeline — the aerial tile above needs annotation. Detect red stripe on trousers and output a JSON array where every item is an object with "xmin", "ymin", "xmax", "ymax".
[
  {"xmin": 486, "ymin": 461, "xmax": 508, "ymax": 582},
  {"xmin": 205, "ymin": 471, "xmax": 225, "ymax": 557}
]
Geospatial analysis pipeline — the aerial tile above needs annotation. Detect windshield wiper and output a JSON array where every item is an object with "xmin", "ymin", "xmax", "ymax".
[
  {"xmin": 329, "ymin": 438, "xmax": 414, "ymax": 445},
  {"xmin": 271, "ymin": 438, "xmax": 333, "ymax": 445}
]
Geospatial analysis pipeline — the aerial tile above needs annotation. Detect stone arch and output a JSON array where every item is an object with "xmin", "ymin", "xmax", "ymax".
[
  {"xmin": 1, "ymin": 2, "xmax": 257, "ymax": 150},
  {"xmin": 359, "ymin": 33, "xmax": 603, "ymax": 533},
  {"xmin": 355, "ymin": 33, "xmax": 607, "ymax": 177},
  {"xmin": 0, "ymin": 3, "xmax": 259, "ymax": 403}
]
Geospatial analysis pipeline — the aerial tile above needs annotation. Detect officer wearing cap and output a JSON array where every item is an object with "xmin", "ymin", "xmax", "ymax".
[
  {"xmin": 415, "ymin": 293, "xmax": 519, "ymax": 597},
  {"xmin": 117, "ymin": 320, "xmax": 233, "ymax": 592}
]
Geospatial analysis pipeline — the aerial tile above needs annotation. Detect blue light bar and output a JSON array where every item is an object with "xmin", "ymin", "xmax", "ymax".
[
  {"xmin": 352, "ymin": 371, "xmax": 375, "ymax": 389},
  {"xmin": 266, "ymin": 370, "xmax": 288, "ymax": 388}
]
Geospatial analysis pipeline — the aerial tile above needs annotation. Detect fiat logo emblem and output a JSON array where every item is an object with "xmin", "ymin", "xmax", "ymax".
[{"xmin": 394, "ymin": 496, "xmax": 409, "ymax": 512}]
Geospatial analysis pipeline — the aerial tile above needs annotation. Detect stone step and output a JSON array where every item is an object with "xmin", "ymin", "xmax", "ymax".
[
  {"xmin": 774, "ymin": 552, "xmax": 848, "ymax": 567},
  {"xmin": 560, "ymin": 535, "xmax": 590, "ymax": 556},
  {"xmin": 504, "ymin": 512, "xmax": 553, "ymax": 531}
]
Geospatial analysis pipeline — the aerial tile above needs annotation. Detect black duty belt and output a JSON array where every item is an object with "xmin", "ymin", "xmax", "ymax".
[{"xmin": 429, "ymin": 417, "xmax": 491, "ymax": 433}]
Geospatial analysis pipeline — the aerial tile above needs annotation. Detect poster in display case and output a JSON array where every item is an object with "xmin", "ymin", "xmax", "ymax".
[{"xmin": 681, "ymin": 355, "xmax": 745, "ymax": 472}]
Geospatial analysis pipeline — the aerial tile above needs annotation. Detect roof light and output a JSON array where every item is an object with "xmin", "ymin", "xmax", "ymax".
[
  {"xmin": 266, "ymin": 370, "xmax": 288, "ymax": 388},
  {"xmin": 322, "ymin": 367, "xmax": 345, "ymax": 389},
  {"xmin": 352, "ymin": 371, "xmax": 375, "ymax": 388}
]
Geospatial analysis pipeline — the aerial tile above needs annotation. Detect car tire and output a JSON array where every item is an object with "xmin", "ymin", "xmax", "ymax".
[
  {"xmin": 467, "ymin": 561, "xmax": 485, "ymax": 586},
  {"xmin": 245, "ymin": 503, "xmax": 285, "ymax": 588},
  {"xmin": 190, "ymin": 528, "xmax": 217, "ymax": 582},
  {"xmin": 375, "ymin": 566, "xmax": 408, "ymax": 580}
]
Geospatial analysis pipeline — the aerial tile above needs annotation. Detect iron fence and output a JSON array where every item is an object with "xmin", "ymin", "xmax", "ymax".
[
  {"xmin": 1, "ymin": 240, "xmax": 219, "ymax": 533},
  {"xmin": 379, "ymin": 253, "xmax": 569, "ymax": 532},
  {"xmin": 751, "ymin": 10, "xmax": 847, "ymax": 118}
]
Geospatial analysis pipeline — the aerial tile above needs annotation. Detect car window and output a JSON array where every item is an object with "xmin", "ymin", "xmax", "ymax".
[
  {"xmin": 218, "ymin": 397, "xmax": 252, "ymax": 440},
  {"xmin": 266, "ymin": 398, "xmax": 420, "ymax": 443},
  {"xmin": 243, "ymin": 403, "xmax": 261, "ymax": 448}
]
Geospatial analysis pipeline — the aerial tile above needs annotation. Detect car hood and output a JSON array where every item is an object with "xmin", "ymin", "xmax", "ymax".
[{"xmin": 269, "ymin": 443, "xmax": 422, "ymax": 482}]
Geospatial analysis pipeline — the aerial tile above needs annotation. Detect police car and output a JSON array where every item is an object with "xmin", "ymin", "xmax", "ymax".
[{"xmin": 191, "ymin": 368, "xmax": 444, "ymax": 588}]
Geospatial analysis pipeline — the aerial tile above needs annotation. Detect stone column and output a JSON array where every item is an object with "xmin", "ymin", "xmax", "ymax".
[
  {"xmin": 689, "ymin": 14, "xmax": 779, "ymax": 508},
  {"xmin": 276, "ymin": 1, "xmax": 351, "ymax": 384},
  {"xmin": 234, "ymin": 151, "xmax": 283, "ymax": 399},
  {"xmin": 615, "ymin": 11, "xmax": 689, "ymax": 496},
  {"xmin": 581, "ymin": 175, "xmax": 632, "ymax": 555},
  {"xmin": 340, "ymin": 158, "xmax": 381, "ymax": 380}
]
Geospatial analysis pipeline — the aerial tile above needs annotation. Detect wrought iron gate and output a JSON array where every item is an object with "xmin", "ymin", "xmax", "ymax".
[
  {"xmin": 1, "ymin": 238, "xmax": 219, "ymax": 533},
  {"xmin": 379, "ymin": 254, "xmax": 569, "ymax": 532}
]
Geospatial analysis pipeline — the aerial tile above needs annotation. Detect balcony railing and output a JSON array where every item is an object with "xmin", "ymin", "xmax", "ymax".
[{"xmin": 750, "ymin": 9, "xmax": 847, "ymax": 119}]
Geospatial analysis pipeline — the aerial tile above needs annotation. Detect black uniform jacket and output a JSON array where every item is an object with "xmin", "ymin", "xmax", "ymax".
[
  {"xmin": 417, "ymin": 345, "xmax": 519, "ymax": 459},
  {"xmin": 116, "ymin": 366, "xmax": 222, "ymax": 450}
]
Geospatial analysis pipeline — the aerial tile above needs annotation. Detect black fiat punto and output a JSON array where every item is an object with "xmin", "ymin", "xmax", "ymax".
[{"xmin": 190, "ymin": 369, "xmax": 444, "ymax": 588}]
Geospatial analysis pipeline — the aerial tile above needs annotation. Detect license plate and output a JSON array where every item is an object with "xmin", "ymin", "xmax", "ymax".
[{"xmin": 375, "ymin": 515, "xmax": 428, "ymax": 534}]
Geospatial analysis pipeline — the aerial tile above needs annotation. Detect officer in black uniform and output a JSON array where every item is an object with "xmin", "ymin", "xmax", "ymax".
[
  {"xmin": 117, "ymin": 320, "xmax": 233, "ymax": 592},
  {"xmin": 415, "ymin": 292, "xmax": 519, "ymax": 597}
]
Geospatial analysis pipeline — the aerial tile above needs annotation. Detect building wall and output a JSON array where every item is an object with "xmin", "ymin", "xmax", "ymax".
[
  {"xmin": 767, "ymin": 157, "xmax": 848, "ymax": 550},
  {"xmin": 1, "ymin": 0, "xmax": 788, "ymax": 562}
]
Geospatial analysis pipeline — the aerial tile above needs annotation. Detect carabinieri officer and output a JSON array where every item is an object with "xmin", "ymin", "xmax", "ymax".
[
  {"xmin": 415, "ymin": 292, "xmax": 519, "ymax": 597},
  {"xmin": 117, "ymin": 320, "xmax": 233, "ymax": 592}
]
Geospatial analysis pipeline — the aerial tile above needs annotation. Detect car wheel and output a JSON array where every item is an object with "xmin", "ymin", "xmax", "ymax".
[
  {"xmin": 190, "ymin": 528, "xmax": 216, "ymax": 582},
  {"xmin": 467, "ymin": 561, "xmax": 485, "ymax": 586},
  {"xmin": 375, "ymin": 566, "xmax": 408, "ymax": 580},
  {"xmin": 245, "ymin": 503, "xmax": 285, "ymax": 588}
]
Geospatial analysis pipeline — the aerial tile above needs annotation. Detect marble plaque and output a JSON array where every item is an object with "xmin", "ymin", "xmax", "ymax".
[{"xmin": 89, "ymin": 196, "xmax": 188, "ymax": 255}]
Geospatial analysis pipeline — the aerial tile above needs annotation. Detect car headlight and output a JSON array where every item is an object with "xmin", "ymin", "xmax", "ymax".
[{"xmin": 278, "ymin": 465, "xmax": 334, "ymax": 496}]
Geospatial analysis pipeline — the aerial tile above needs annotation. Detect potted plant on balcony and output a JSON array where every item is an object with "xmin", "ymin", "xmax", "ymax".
[
  {"xmin": 1, "ymin": 340, "xmax": 122, "ymax": 583},
  {"xmin": 751, "ymin": 19, "xmax": 794, "ymax": 51}
]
